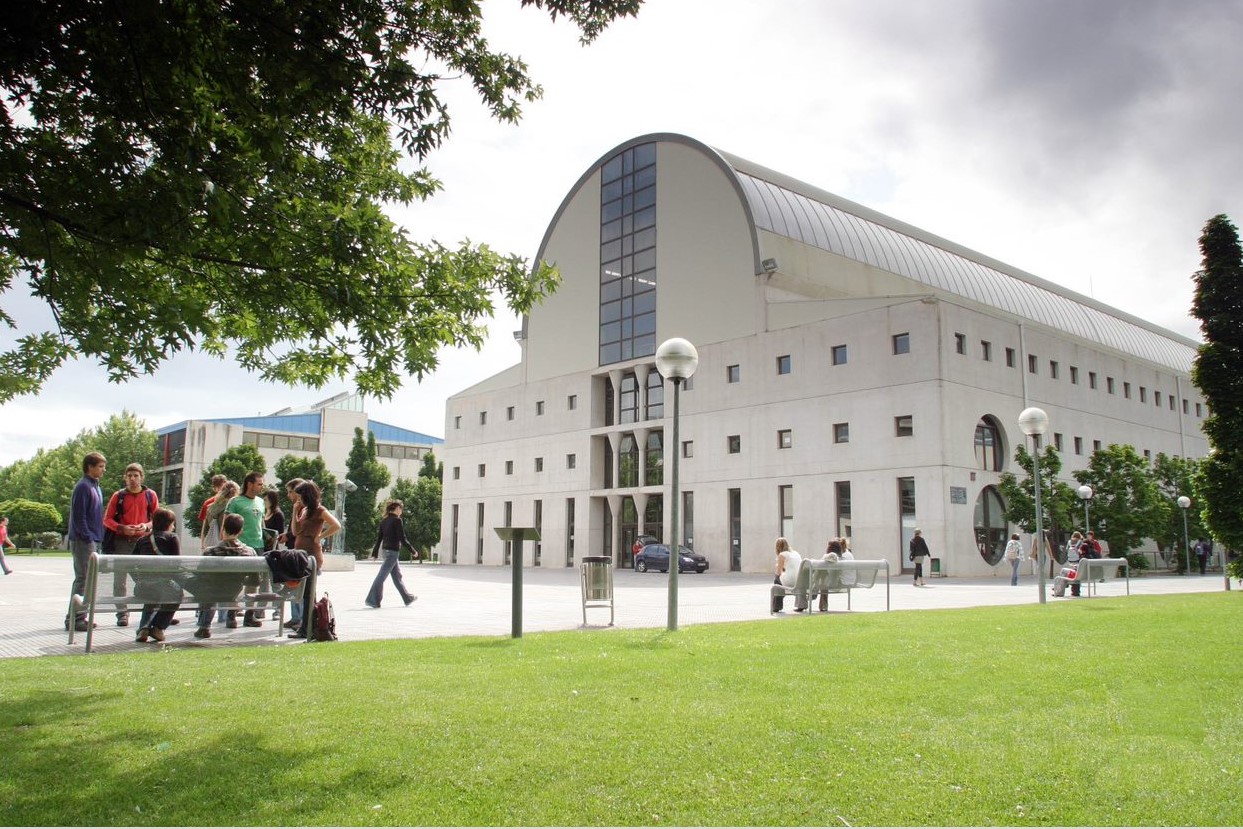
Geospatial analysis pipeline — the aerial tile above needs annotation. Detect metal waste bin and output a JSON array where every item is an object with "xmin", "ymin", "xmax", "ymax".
[{"xmin": 580, "ymin": 555, "xmax": 614, "ymax": 626}]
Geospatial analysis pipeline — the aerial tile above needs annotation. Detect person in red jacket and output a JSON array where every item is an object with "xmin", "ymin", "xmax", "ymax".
[{"xmin": 102, "ymin": 463, "xmax": 158, "ymax": 627}]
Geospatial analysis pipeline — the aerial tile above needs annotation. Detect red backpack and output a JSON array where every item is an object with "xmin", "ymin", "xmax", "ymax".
[{"xmin": 312, "ymin": 592, "xmax": 337, "ymax": 642}]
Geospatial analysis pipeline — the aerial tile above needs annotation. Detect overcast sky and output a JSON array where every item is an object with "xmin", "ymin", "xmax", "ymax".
[{"xmin": 2, "ymin": 0, "xmax": 1240, "ymax": 467}]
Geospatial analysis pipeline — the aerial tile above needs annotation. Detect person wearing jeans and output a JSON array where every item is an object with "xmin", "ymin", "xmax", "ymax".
[
  {"xmin": 365, "ymin": 499, "xmax": 418, "ymax": 609},
  {"xmin": 1003, "ymin": 533, "xmax": 1023, "ymax": 586}
]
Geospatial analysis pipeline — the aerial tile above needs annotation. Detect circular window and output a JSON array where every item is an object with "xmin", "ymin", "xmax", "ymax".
[{"xmin": 975, "ymin": 486, "xmax": 1007, "ymax": 565}]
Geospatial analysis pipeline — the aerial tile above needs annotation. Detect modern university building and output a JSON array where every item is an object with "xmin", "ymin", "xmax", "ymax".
[{"xmin": 435, "ymin": 133, "xmax": 1207, "ymax": 577}]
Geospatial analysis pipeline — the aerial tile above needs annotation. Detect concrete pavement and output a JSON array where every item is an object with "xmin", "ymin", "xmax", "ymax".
[{"xmin": 0, "ymin": 555, "xmax": 1230, "ymax": 659}]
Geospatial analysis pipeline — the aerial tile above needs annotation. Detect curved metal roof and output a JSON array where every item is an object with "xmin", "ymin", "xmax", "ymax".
[{"xmin": 719, "ymin": 150, "xmax": 1197, "ymax": 372}]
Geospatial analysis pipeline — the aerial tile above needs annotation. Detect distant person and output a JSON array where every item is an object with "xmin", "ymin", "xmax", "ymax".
[
  {"xmin": 1003, "ymin": 533, "xmax": 1023, "ymax": 586},
  {"xmin": 192, "ymin": 513, "xmax": 258, "ymax": 640},
  {"xmin": 771, "ymin": 537, "xmax": 803, "ymax": 613},
  {"xmin": 66, "ymin": 452, "xmax": 106, "ymax": 632},
  {"xmin": 1193, "ymin": 538, "xmax": 1210, "ymax": 575},
  {"xmin": 102, "ymin": 462, "xmax": 159, "ymax": 626},
  {"xmin": 909, "ymin": 529, "xmax": 931, "ymax": 586},
  {"xmin": 365, "ymin": 499, "xmax": 419, "ymax": 608},
  {"xmin": 815, "ymin": 538, "xmax": 843, "ymax": 612},
  {"xmin": 198, "ymin": 474, "xmax": 227, "ymax": 549},
  {"xmin": 132, "ymin": 508, "xmax": 181, "ymax": 643},
  {"xmin": 0, "ymin": 515, "xmax": 15, "ymax": 575}
]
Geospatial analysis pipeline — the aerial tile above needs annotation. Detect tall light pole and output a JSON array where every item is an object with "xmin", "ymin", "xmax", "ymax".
[
  {"xmin": 1077, "ymin": 484, "xmax": 1093, "ymax": 535},
  {"xmin": 336, "ymin": 479, "xmax": 358, "ymax": 555},
  {"xmin": 1177, "ymin": 495, "xmax": 1191, "ymax": 575},
  {"xmin": 1019, "ymin": 407, "xmax": 1050, "ymax": 604},
  {"xmin": 655, "ymin": 337, "xmax": 699, "ymax": 632}
]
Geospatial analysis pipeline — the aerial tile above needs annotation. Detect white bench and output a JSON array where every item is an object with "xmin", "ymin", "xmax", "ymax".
[
  {"xmin": 68, "ymin": 552, "xmax": 299, "ymax": 652},
  {"xmin": 771, "ymin": 559, "xmax": 890, "ymax": 612},
  {"xmin": 1066, "ymin": 557, "xmax": 1130, "ymax": 597}
]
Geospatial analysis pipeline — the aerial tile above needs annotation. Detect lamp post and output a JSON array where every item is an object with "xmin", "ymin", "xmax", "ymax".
[
  {"xmin": 1019, "ymin": 407, "xmax": 1050, "ymax": 604},
  {"xmin": 1177, "ymin": 495, "xmax": 1191, "ymax": 575},
  {"xmin": 655, "ymin": 337, "xmax": 699, "ymax": 632},
  {"xmin": 1077, "ymin": 485, "xmax": 1093, "ymax": 536},
  {"xmin": 336, "ymin": 479, "xmax": 358, "ymax": 555}
]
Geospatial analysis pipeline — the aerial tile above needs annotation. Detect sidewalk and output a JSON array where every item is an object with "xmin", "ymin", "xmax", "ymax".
[{"xmin": 0, "ymin": 556, "xmax": 1230, "ymax": 659}]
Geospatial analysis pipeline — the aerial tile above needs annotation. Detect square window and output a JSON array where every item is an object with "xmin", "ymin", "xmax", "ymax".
[
  {"xmin": 1107, "ymin": 377, "xmax": 1115, "ymax": 394},
  {"xmin": 505, "ymin": 460, "xmax": 514, "ymax": 475},
  {"xmin": 452, "ymin": 466, "xmax": 460, "ymax": 480},
  {"xmin": 568, "ymin": 394, "xmax": 578, "ymax": 411},
  {"xmin": 506, "ymin": 406, "xmax": 515, "ymax": 421},
  {"xmin": 535, "ymin": 457, "xmax": 544, "ymax": 472},
  {"xmin": 776, "ymin": 355, "xmax": 792, "ymax": 375},
  {"xmin": 727, "ymin": 364, "xmax": 741, "ymax": 383},
  {"xmin": 1144, "ymin": 449, "xmax": 1151, "ymax": 460},
  {"xmin": 895, "ymin": 415, "xmax": 913, "ymax": 437},
  {"xmin": 478, "ymin": 464, "xmax": 486, "ymax": 477},
  {"xmin": 981, "ymin": 340, "xmax": 992, "ymax": 361},
  {"xmin": 833, "ymin": 423, "xmax": 849, "ymax": 444},
  {"xmin": 831, "ymin": 344, "xmax": 848, "ymax": 365},
  {"xmin": 954, "ymin": 333, "xmax": 966, "ymax": 355},
  {"xmin": 1089, "ymin": 372, "xmax": 1098, "ymax": 390},
  {"xmin": 1050, "ymin": 360, "xmax": 1059, "ymax": 379},
  {"xmin": 566, "ymin": 454, "xmax": 576, "ymax": 469},
  {"xmin": 1027, "ymin": 354, "xmax": 1037, "ymax": 374},
  {"xmin": 1070, "ymin": 366, "xmax": 1079, "ymax": 384},
  {"xmin": 536, "ymin": 400, "xmax": 545, "ymax": 415},
  {"xmin": 892, "ymin": 333, "xmax": 910, "ymax": 354},
  {"xmin": 682, "ymin": 440, "xmax": 693, "ymax": 458},
  {"xmin": 778, "ymin": 429, "xmax": 792, "ymax": 449},
  {"xmin": 1005, "ymin": 347, "xmax": 1016, "ymax": 368},
  {"xmin": 727, "ymin": 435, "xmax": 741, "ymax": 454},
  {"xmin": 1093, "ymin": 440, "xmax": 1102, "ymax": 452}
]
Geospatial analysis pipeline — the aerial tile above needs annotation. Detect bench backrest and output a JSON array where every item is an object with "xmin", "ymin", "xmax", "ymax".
[
  {"xmin": 87, "ymin": 553, "xmax": 273, "ymax": 604},
  {"xmin": 1077, "ymin": 557, "xmax": 1127, "ymax": 582},
  {"xmin": 808, "ymin": 559, "xmax": 886, "ymax": 591}
]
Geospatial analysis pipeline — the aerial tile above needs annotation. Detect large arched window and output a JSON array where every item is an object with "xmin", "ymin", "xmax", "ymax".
[
  {"xmin": 974, "ymin": 416, "xmax": 1004, "ymax": 471},
  {"xmin": 974, "ymin": 486, "xmax": 1007, "ymax": 565}
]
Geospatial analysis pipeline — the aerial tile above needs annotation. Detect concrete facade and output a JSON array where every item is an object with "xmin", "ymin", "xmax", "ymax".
[{"xmin": 436, "ymin": 134, "xmax": 1206, "ymax": 577}]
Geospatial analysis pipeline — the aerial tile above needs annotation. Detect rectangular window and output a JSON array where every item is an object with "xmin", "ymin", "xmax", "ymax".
[
  {"xmin": 1169, "ymin": 396, "xmax": 1175, "ymax": 411},
  {"xmin": 1124, "ymin": 382, "xmax": 1131, "ymax": 399},
  {"xmin": 506, "ymin": 406, "xmax": 515, "ymax": 421},
  {"xmin": 479, "ymin": 411, "xmax": 487, "ymax": 425},
  {"xmin": 1093, "ymin": 440, "xmax": 1102, "ymax": 452},
  {"xmin": 833, "ymin": 423, "xmax": 849, "ymax": 444},
  {"xmin": 1089, "ymin": 371, "xmax": 1098, "ymax": 390},
  {"xmin": 981, "ymin": 341, "xmax": 992, "ymax": 361},
  {"xmin": 779, "ymin": 484, "xmax": 794, "ymax": 540},
  {"xmin": 778, "ymin": 429, "xmax": 792, "ymax": 449},
  {"xmin": 1144, "ymin": 449, "xmax": 1152, "ymax": 460},
  {"xmin": 1049, "ymin": 360, "xmax": 1059, "ymax": 379},
  {"xmin": 566, "ymin": 454, "xmax": 576, "ymax": 469},
  {"xmin": 955, "ymin": 333, "xmax": 966, "ymax": 355},
  {"xmin": 1027, "ymin": 354, "xmax": 1038, "ymax": 374},
  {"xmin": 831, "ymin": 344, "xmax": 848, "ymax": 365},
  {"xmin": 565, "ymin": 498, "xmax": 576, "ymax": 567},
  {"xmin": 1054, "ymin": 432, "xmax": 1064, "ymax": 452},
  {"xmin": 895, "ymin": 415, "xmax": 914, "ymax": 437},
  {"xmin": 502, "ymin": 501, "xmax": 513, "ymax": 565},
  {"xmin": 1155, "ymin": 391, "xmax": 1162, "ymax": 406},
  {"xmin": 682, "ymin": 440, "xmax": 693, "ymax": 458},
  {"xmin": 454, "ymin": 415, "xmax": 461, "ymax": 429},
  {"xmin": 1107, "ymin": 377, "xmax": 1115, "ymax": 394},
  {"xmin": 533, "ymin": 499, "xmax": 543, "ymax": 566},
  {"xmin": 450, "ymin": 504, "xmax": 459, "ymax": 564},
  {"xmin": 478, "ymin": 464, "xmax": 486, "ymax": 477},
  {"xmin": 536, "ymin": 400, "xmax": 545, "ymax": 415},
  {"xmin": 1196, "ymin": 402, "xmax": 1203, "ymax": 417},
  {"xmin": 452, "ymin": 466, "xmax": 461, "ymax": 480},
  {"xmin": 1140, "ymin": 387, "xmax": 1147, "ymax": 402},
  {"xmin": 1074, "ymin": 436, "xmax": 1083, "ymax": 455},
  {"xmin": 1070, "ymin": 366, "xmax": 1079, "ymax": 384},
  {"xmin": 727, "ymin": 364, "xmax": 741, "ymax": 383},
  {"xmin": 776, "ymin": 355, "xmax": 791, "ymax": 375},
  {"xmin": 568, "ymin": 394, "xmax": 578, "ymax": 410},
  {"xmin": 535, "ymin": 457, "xmax": 544, "ymax": 472},
  {"xmin": 476, "ymin": 503, "xmax": 484, "ymax": 565},
  {"xmin": 893, "ymin": 333, "xmax": 910, "ymax": 354},
  {"xmin": 505, "ymin": 460, "xmax": 514, "ymax": 475},
  {"xmin": 834, "ymin": 481, "xmax": 852, "ymax": 539},
  {"xmin": 1005, "ymin": 347, "xmax": 1016, "ymax": 368},
  {"xmin": 727, "ymin": 435, "xmax": 741, "ymax": 454}
]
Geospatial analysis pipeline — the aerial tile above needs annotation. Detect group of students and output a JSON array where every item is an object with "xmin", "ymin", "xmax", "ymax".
[{"xmin": 771, "ymin": 535, "xmax": 857, "ymax": 613}]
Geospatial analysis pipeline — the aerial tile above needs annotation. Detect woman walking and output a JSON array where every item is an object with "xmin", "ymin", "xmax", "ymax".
[
  {"xmin": 1003, "ymin": 533, "xmax": 1023, "ymax": 586},
  {"xmin": 365, "ymin": 500, "xmax": 418, "ymax": 608}
]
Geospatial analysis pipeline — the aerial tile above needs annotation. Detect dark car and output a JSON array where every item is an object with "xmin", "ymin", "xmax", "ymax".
[
  {"xmin": 631, "ymin": 534, "xmax": 659, "ymax": 557},
  {"xmin": 634, "ymin": 544, "xmax": 709, "ymax": 573}
]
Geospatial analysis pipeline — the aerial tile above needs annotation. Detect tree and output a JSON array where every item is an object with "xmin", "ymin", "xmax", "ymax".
[
  {"xmin": 344, "ymin": 427, "xmax": 389, "ymax": 557},
  {"xmin": 0, "ymin": 497, "xmax": 61, "ymax": 546},
  {"xmin": 408, "ymin": 475, "xmax": 443, "ymax": 558},
  {"xmin": 997, "ymin": 443, "xmax": 1077, "ymax": 568},
  {"xmin": 0, "ymin": 1, "xmax": 642, "ymax": 403},
  {"xmin": 272, "ymin": 455, "xmax": 337, "ymax": 525},
  {"xmin": 1072, "ymin": 445, "xmax": 1168, "ymax": 560},
  {"xmin": 184, "ymin": 444, "xmax": 267, "ymax": 537},
  {"xmin": 1152, "ymin": 453, "xmax": 1206, "ymax": 571},
  {"xmin": 1190, "ymin": 214, "xmax": 1243, "ymax": 551},
  {"xmin": 418, "ymin": 451, "xmax": 443, "ymax": 482}
]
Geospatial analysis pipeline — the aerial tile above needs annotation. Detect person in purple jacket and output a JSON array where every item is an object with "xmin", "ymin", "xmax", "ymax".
[{"xmin": 66, "ymin": 451, "xmax": 106, "ymax": 632}]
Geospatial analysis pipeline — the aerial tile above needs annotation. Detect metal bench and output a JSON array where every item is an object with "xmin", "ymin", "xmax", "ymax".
[
  {"xmin": 771, "ymin": 559, "xmax": 890, "ymax": 612},
  {"xmin": 67, "ymin": 552, "xmax": 297, "ymax": 652},
  {"xmin": 1067, "ymin": 557, "xmax": 1130, "ymax": 597}
]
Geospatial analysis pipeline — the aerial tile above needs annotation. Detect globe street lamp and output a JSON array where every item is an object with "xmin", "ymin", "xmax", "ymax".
[
  {"xmin": 1177, "ymin": 495, "xmax": 1191, "ymax": 575},
  {"xmin": 655, "ymin": 337, "xmax": 699, "ymax": 632},
  {"xmin": 1077, "ymin": 485, "xmax": 1093, "ymax": 536},
  {"xmin": 1018, "ymin": 407, "xmax": 1050, "ymax": 604}
]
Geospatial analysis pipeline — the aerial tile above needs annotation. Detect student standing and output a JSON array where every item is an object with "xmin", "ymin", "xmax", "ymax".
[
  {"xmin": 1003, "ymin": 533, "xmax": 1023, "ymax": 586},
  {"xmin": 101, "ymin": 462, "xmax": 159, "ymax": 626},
  {"xmin": 66, "ymin": 452, "xmax": 106, "ymax": 632}
]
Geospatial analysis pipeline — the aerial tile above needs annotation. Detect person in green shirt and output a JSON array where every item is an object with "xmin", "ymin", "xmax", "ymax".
[{"xmin": 226, "ymin": 471, "xmax": 267, "ymax": 626}]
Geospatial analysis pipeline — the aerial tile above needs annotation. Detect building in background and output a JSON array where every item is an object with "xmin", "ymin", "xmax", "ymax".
[
  {"xmin": 437, "ymin": 134, "xmax": 1207, "ymax": 576},
  {"xmin": 152, "ymin": 392, "xmax": 441, "ymax": 551}
]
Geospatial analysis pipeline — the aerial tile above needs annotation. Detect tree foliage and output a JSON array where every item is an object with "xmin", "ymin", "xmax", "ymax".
[
  {"xmin": 1151, "ymin": 453, "xmax": 1206, "ymax": 565},
  {"xmin": 1190, "ymin": 214, "xmax": 1243, "ymax": 549},
  {"xmin": 0, "ymin": 0, "xmax": 642, "ymax": 402},
  {"xmin": 184, "ymin": 444, "xmax": 267, "ymax": 538},
  {"xmin": 344, "ymin": 427, "xmax": 389, "ymax": 556},
  {"xmin": 418, "ymin": 450, "xmax": 443, "ymax": 482},
  {"xmin": 0, "ymin": 497, "xmax": 62, "ymax": 540},
  {"xmin": 997, "ymin": 444, "xmax": 1077, "ymax": 561},
  {"xmin": 1072, "ymin": 445, "xmax": 1168, "ymax": 559}
]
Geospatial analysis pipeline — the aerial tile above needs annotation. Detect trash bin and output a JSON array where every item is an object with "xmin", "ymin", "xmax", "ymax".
[
  {"xmin": 930, "ymin": 557, "xmax": 944, "ymax": 577},
  {"xmin": 580, "ymin": 556, "xmax": 614, "ymax": 626}
]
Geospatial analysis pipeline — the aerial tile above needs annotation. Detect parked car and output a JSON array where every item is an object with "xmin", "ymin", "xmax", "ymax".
[
  {"xmin": 634, "ymin": 544, "xmax": 709, "ymax": 573},
  {"xmin": 631, "ymin": 534, "xmax": 659, "ymax": 557}
]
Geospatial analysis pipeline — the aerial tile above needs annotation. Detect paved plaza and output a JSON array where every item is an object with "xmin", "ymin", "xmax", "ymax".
[{"xmin": 0, "ymin": 555, "xmax": 1230, "ymax": 658}]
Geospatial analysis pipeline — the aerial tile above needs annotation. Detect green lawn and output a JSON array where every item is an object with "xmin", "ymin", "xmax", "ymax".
[{"xmin": 2, "ymin": 594, "xmax": 1239, "ymax": 826}]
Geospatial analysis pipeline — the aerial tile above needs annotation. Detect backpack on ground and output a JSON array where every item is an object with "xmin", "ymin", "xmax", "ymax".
[{"xmin": 312, "ymin": 592, "xmax": 337, "ymax": 642}]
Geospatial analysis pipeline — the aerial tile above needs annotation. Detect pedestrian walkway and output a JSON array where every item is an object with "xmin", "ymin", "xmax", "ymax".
[{"xmin": 0, "ymin": 556, "xmax": 1230, "ymax": 659}]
